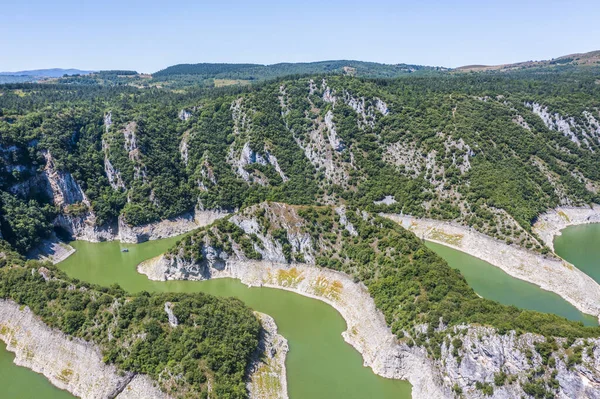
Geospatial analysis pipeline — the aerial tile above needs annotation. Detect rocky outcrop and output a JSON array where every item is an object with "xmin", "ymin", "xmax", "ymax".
[
  {"xmin": 230, "ymin": 142, "xmax": 289, "ymax": 184},
  {"xmin": 384, "ymin": 214, "xmax": 600, "ymax": 319},
  {"xmin": 57, "ymin": 209, "xmax": 228, "ymax": 244},
  {"xmin": 324, "ymin": 110, "xmax": 345, "ymax": 151},
  {"xmin": 373, "ymin": 195, "xmax": 397, "ymax": 206},
  {"xmin": 247, "ymin": 312, "xmax": 288, "ymax": 399},
  {"xmin": 41, "ymin": 150, "xmax": 90, "ymax": 209},
  {"xmin": 527, "ymin": 102, "xmax": 581, "ymax": 146},
  {"xmin": 533, "ymin": 205, "xmax": 600, "ymax": 251},
  {"xmin": 0, "ymin": 299, "xmax": 166, "ymax": 399},
  {"xmin": 437, "ymin": 325, "xmax": 600, "ymax": 399},
  {"xmin": 178, "ymin": 109, "xmax": 192, "ymax": 121},
  {"xmin": 0, "ymin": 299, "xmax": 288, "ymax": 399},
  {"xmin": 164, "ymin": 302, "xmax": 179, "ymax": 328},
  {"xmin": 526, "ymin": 102, "xmax": 600, "ymax": 149},
  {"xmin": 179, "ymin": 131, "xmax": 190, "ymax": 166},
  {"xmin": 102, "ymin": 138, "xmax": 125, "ymax": 191},
  {"xmin": 122, "ymin": 122, "xmax": 147, "ymax": 182},
  {"xmin": 320, "ymin": 79, "xmax": 389, "ymax": 128},
  {"xmin": 27, "ymin": 234, "xmax": 75, "ymax": 264}
]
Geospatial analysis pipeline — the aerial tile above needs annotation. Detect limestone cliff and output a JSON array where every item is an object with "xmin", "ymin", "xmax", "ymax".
[
  {"xmin": 247, "ymin": 312, "xmax": 289, "ymax": 399},
  {"xmin": 0, "ymin": 299, "xmax": 166, "ymax": 399}
]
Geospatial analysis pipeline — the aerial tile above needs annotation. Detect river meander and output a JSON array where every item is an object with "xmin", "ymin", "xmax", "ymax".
[
  {"xmin": 425, "ymin": 241, "xmax": 597, "ymax": 326},
  {"xmin": 39, "ymin": 236, "xmax": 411, "ymax": 399},
  {"xmin": 3, "ymin": 225, "xmax": 599, "ymax": 399}
]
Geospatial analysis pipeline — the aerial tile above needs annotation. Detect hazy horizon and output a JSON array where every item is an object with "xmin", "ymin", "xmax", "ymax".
[{"xmin": 2, "ymin": 0, "xmax": 599, "ymax": 73}]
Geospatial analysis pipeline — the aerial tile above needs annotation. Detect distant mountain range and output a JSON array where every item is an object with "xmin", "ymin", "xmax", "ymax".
[
  {"xmin": 0, "ymin": 68, "xmax": 94, "ymax": 77},
  {"xmin": 1, "ymin": 50, "xmax": 599, "ymax": 86},
  {"xmin": 457, "ymin": 50, "xmax": 600, "ymax": 72},
  {"xmin": 0, "ymin": 68, "xmax": 94, "ymax": 84},
  {"xmin": 152, "ymin": 60, "xmax": 447, "ymax": 80}
]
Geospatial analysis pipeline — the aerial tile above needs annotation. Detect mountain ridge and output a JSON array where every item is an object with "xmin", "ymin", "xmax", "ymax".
[
  {"xmin": 0, "ymin": 68, "xmax": 94, "ymax": 77},
  {"xmin": 457, "ymin": 49, "xmax": 600, "ymax": 72}
]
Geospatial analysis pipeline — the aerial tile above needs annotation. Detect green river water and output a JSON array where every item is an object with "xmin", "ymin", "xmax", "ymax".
[
  {"xmin": 554, "ymin": 223, "xmax": 600, "ymax": 284},
  {"xmin": 425, "ymin": 242, "xmax": 597, "ymax": 326},
  {"xmin": 2, "ymin": 226, "xmax": 599, "ymax": 399}
]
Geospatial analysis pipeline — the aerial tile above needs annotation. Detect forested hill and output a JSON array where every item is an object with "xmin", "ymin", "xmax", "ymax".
[
  {"xmin": 1, "ymin": 66, "xmax": 600, "ymax": 254},
  {"xmin": 152, "ymin": 60, "xmax": 445, "ymax": 80},
  {"xmin": 457, "ymin": 49, "xmax": 600, "ymax": 72}
]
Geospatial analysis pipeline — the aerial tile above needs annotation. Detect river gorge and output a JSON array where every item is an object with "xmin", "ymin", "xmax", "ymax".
[{"xmin": 2, "ymin": 223, "xmax": 600, "ymax": 398}]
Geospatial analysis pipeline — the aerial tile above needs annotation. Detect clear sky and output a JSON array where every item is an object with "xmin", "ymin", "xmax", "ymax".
[{"xmin": 1, "ymin": 0, "xmax": 599, "ymax": 73}]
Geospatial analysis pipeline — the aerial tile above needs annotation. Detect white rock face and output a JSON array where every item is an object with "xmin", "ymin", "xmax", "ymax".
[
  {"xmin": 374, "ymin": 195, "xmax": 397, "ymax": 206},
  {"xmin": 178, "ymin": 109, "xmax": 192, "ymax": 121},
  {"xmin": 121, "ymin": 122, "xmax": 147, "ymax": 182},
  {"xmin": 533, "ymin": 205, "xmax": 600, "ymax": 251},
  {"xmin": 527, "ymin": 102, "xmax": 580, "ymax": 145},
  {"xmin": 385, "ymin": 213, "xmax": 600, "ymax": 319},
  {"xmin": 526, "ymin": 102, "xmax": 600, "ymax": 149},
  {"xmin": 54, "ymin": 209, "xmax": 228, "ymax": 245},
  {"xmin": 231, "ymin": 142, "xmax": 289, "ymax": 184},
  {"xmin": 375, "ymin": 98, "xmax": 389, "ymax": 115},
  {"xmin": 247, "ymin": 312, "xmax": 289, "ymax": 399},
  {"xmin": 104, "ymin": 111, "xmax": 112, "ymax": 132},
  {"xmin": 140, "ymin": 230, "xmax": 600, "ymax": 399},
  {"xmin": 438, "ymin": 326, "xmax": 600, "ymax": 399},
  {"xmin": 324, "ymin": 111, "xmax": 345, "ymax": 151},
  {"xmin": 321, "ymin": 79, "xmax": 389, "ymax": 128},
  {"xmin": 0, "ymin": 299, "xmax": 166, "ymax": 399},
  {"xmin": 179, "ymin": 131, "xmax": 190, "ymax": 166},
  {"xmin": 231, "ymin": 98, "xmax": 250, "ymax": 136},
  {"xmin": 335, "ymin": 206, "xmax": 358, "ymax": 236},
  {"xmin": 41, "ymin": 151, "xmax": 89, "ymax": 208},
  {"xmin": 164, "ymin": 302, "xmax": 179, "ymax": 327},
  {"xmin": 583, "ymin": 110, "xmax": 600, "ymax": 141}
]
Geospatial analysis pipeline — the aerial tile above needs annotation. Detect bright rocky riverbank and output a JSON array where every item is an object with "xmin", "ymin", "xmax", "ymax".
[
  {"xmin": 384, "ymin": 213, "xmax": 600, "ymax": 320},
  {"xmin": 139, "ymin": 254, "xmax": 600, "ymax": 398},
  {"xmin": 0, "ymin": 299, "xmax": 165, "ymax": 399},
  {"xmin": 0, "ymin": 297, "xmax": 287, "ymax": 399},
  {"xmin": 247, "ymin": 312, "xmax": 289, "ymax": 399},
  {"xmin": 533, "ymin": 205, "xmax": 600, "ymax": 251}
]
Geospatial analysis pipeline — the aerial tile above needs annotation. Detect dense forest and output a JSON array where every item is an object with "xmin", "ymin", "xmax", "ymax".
[
  {"xmin": 0, "ymin": 241, "xmax": 260, "ymax": 398},
  {"xmin": 1, "ymin": 60, "xmax": 600, "ymax": 398},
  {"xmin": 1, "ymin": 65, "xmax": 599, "ymax": 253},
  {"xmin": 152, "ymin": 60, "xmax": 444, "ymax": 83}
]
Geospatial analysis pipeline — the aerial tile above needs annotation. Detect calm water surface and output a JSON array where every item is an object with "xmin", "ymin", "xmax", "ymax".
[
  {"xmin": 55, "ymin": 237, "xmax": 411, "ymax": 399},
  {"xmin": 0, "ymin": 341, "xmax": 73, "ymax": 399},
  {"xmin": 554, "ymin": 223, "xmax": 600, "ymax": 284},
  {"xmin": 425, "ymin": 241, "xmax": 597, "ymax": 326}
]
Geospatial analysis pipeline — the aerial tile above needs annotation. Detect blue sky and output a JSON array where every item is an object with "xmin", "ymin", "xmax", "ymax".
[{"xmin": 1, "ymin": 0, "xmax": 599, "ymax": 73}]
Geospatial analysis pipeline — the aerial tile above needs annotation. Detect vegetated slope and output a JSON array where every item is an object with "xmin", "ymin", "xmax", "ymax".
[
  {"xmin": 457, "ymin": 49, "xmax": 600, "ymax": 72},
  {"xmin": 161, "ymin": 201, "xmax": 600, "ymax": 398},
  {"xmin": 153, "ymin": 60, "xmax": 444, "ymax": 80},
  {"xmin": 0, "ymin": 241, "xmax": 260, "ymax": 399},
  {"xmin": 169, "ymin": 202, "xmax": 598, "ymax": 336},
  {"xmin": 1, "ymin": 68, "xmax": 600, "ymax": 254}
]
